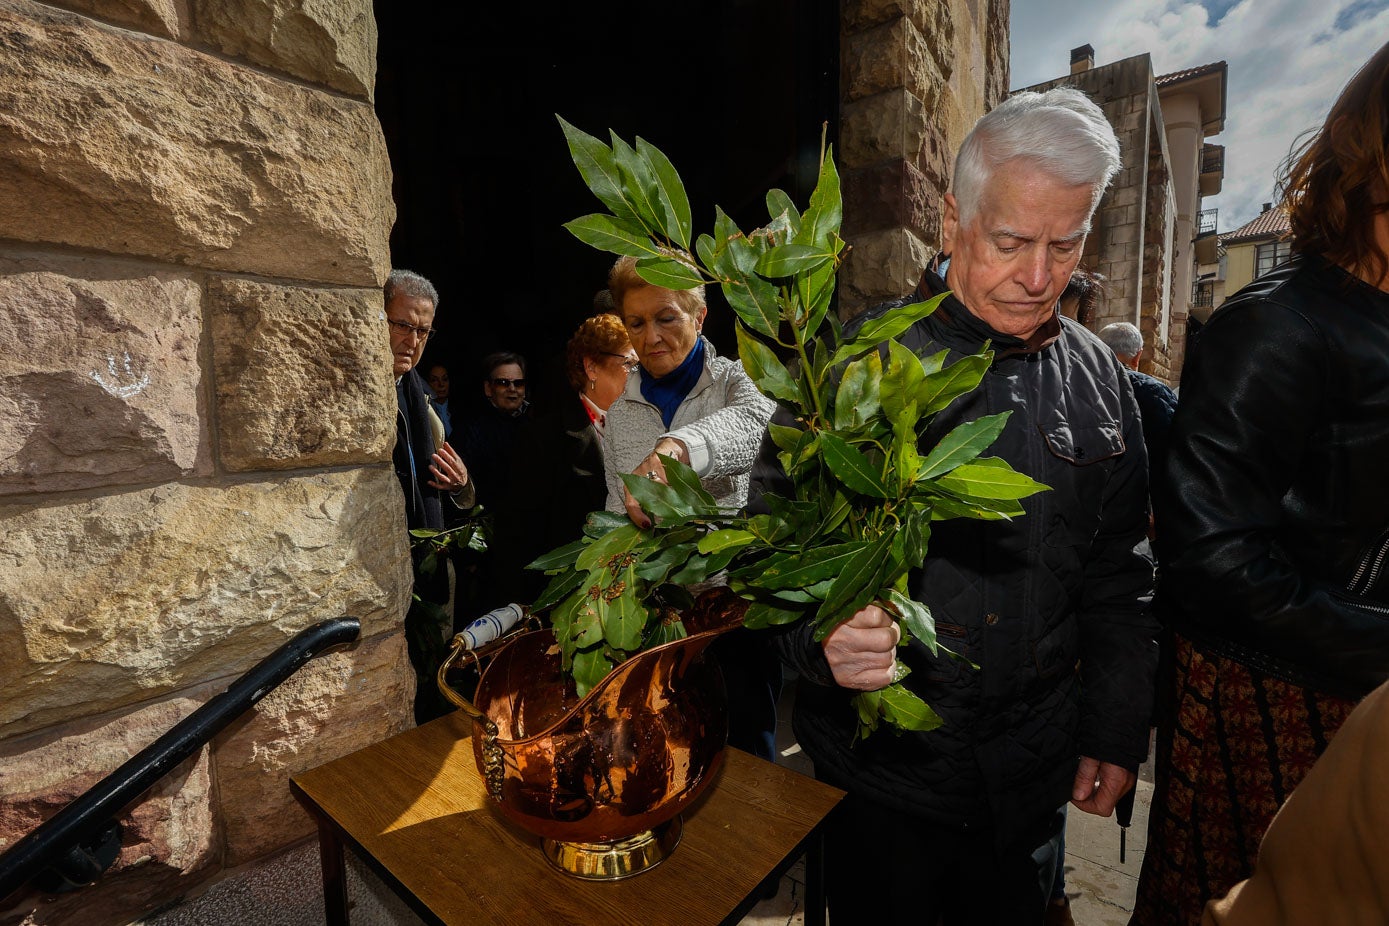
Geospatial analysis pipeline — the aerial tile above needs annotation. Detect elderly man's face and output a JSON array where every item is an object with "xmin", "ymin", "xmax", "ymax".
[
  {"xmin": 942, "ymin": 160, "xmax": 1093, "ymax": 339},
  {"xmin": 386, "ymin": 293, "xmax": 435, "ymax": 377},
  {"xmin": 484, "ymin": 363, "xmax": 526, "ymax": 412}
]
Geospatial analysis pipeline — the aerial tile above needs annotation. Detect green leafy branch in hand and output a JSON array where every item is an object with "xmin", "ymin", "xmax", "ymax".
[
  {"xmin": 408, "ymin": 512, "xmax": 490, "ymax": 583},
  {"xmin": 538, "ymin": 117, "xmax": 1049, "ymax": 737}
]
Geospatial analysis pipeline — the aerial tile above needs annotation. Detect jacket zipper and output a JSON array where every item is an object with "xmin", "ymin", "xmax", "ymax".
[
  {"xmin": 1346, "ymin": 528, "xmax": 1389, "ymax": 596},
  {"xmin": 1335, "ymin": 593, "xmax": 1389, "ymax": 616}
]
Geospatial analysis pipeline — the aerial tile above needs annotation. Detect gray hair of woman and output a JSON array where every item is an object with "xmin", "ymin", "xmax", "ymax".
[{"xmin": 951, "ymin": 87, "xmax": 1122, "ymax": 226}]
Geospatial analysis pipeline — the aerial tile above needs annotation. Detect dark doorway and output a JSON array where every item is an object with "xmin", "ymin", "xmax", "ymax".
[{"xmin": 374, "ymin": 1, "xmax": 839, "ymax": 418}]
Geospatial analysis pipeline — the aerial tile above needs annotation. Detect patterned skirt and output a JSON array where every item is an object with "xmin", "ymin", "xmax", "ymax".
[{"xmin": 1128, "ymin": 633, "xmax": 1357, "ymax": 926}]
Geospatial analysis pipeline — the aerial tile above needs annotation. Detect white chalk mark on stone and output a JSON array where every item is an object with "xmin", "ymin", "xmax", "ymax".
[{"xmin": 90, "ymin": 352, "xmax": 150, "ymax": 398}]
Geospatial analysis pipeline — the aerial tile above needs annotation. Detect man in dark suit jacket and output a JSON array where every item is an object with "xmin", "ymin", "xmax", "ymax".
[{"xmin": 385, "ymin": 269, "xmax": 473, "ymax": 722}]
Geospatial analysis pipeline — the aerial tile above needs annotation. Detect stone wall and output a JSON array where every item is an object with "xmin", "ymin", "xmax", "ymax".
[
  {"xmin": 838, "ymin": 0, "xmax": 1010, "ymax": 315},
  {"xmin": 1139, "ymin": 130, "xmax": 1179, "ymax": 382},
  {"xmin": 0, "ymin": 2, "xmax": 412, "ymax": 924}
]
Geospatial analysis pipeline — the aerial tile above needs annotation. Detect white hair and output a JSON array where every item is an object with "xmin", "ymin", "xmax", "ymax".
[
  {"xmin": 384, "ymin": 268, "xmax": 439, "ymax": 310},
  {"xmin": 951, "ymin": 87, "xmax": 1121, "ymax": 226},
  {"xmin": 1098, "ymin": 322, "xmax": 1144, "ymax": 358}
]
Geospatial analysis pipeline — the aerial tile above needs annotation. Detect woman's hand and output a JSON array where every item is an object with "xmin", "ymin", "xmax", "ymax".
[
  {"xmin": 823, "ymin": 604, "xmax": 901, "ymax": 690},
  {"xmin": 427, "ymin": 441, "xmax": 470, "ymax": 493},
  {"xmin": 624, "ymin": 437, "xmax": 690, "ymax": 528}
]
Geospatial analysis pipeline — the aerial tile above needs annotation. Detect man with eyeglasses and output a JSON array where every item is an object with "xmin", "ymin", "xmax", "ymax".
[
  {"xmin": 384, "ymin": 268, "xmax": 473, "ymax": 723},
  {"xmin": 461, "ymin": 352, "xmax": 531, "ymax": 501}
]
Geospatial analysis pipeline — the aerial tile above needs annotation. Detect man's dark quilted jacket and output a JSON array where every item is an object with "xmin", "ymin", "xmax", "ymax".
[{"xmin": 755, "ymin": 268, "xmax": 1158, "ymax": 843}]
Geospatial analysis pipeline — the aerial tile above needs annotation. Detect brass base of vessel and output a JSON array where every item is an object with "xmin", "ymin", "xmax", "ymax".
[{"xmin": 541, "ymin": 818, "xmax": 683, "ymax": 880}]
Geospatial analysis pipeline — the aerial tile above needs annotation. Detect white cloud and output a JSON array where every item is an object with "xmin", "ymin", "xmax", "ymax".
[{"xmin": 1010, "ymin": 1, "xmax": 1388, "ymax": 230}]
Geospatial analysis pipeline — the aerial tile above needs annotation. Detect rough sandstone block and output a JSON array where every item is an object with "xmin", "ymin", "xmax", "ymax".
[
  {"xmin": 214, "ymin": 630, "xmax": 412, "ymax": 865},
  {"xmin": 844, "ymin": 20, "xmax": 905, "ymax": 103},
  {"xmin": 187, "ymin": 0, "xmax": 376, "ymax": 99},
  {"xmin": 983, "ymin": 0, "xmax": 1009, "ymax": 106},
  {"xmin": 923, "ymin": 0, "xmax": 956, "ymax": 82},
  {"xmin": 41, "ymin": 0, "xmax": 180, "ymax": 38},
  {"xmin": 839, "ymin": 227, "xmax": 934, "ymax": 316},
  {"xmin": 841, "ymin": 89, "xmax": 928, "ymax": 169},
  {"xmin": 843, "ymin": 159, "xmax": 936, "ymax": 242},
  {"xmin": 208, "ymin": 276, "xmax": 395, "ymax": 472},
  {"xmin": 0, "ymin": 0, "xmax": 394, "ymax": 287},
  {"xmin": 0, "ymin": 469, "xmax": 413, "ymax": 741},
  {"xmin": 844, "ymin": 11, "xmax": 947, "ymax": 107},
  {"xmin": 0, "ymin": 694, "xmax": 219, "ymax": 926},
  {"xmin": 0, "ymin": 254, "xmax": 210, "ymax": 497},
  {"xmin": 841, "ymin": 0, "xmax": 908, "ymax": 33}
]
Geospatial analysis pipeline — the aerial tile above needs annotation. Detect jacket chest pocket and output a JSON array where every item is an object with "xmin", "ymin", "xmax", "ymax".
[{"xmin": 1039, "ymin": 422, "xmax": 1127, "ymax": 547}]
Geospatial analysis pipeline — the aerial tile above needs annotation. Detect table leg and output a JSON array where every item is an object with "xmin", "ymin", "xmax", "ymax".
[
  {"xmin": 804, "ymin": 831, "xmax": 826, "ymax": 926},
  {"xmin": 316, "ymin": 819, "xmax": 349, "ymax": 926}
]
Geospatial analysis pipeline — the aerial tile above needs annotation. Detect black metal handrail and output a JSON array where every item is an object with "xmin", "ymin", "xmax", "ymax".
[{"xmin": 0, "ymin": 617, "xmax": 361, "ymax": 902}]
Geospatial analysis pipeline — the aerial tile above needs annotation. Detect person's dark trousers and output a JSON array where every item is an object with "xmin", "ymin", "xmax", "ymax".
[
  {"xmin": 823, "ymin": 789, "xmax": 1062, "ymax": 926},
  {"xmin": 1038, "ymin": 802, "xmax": 1068, "ymax": 901},
  {"xmin": 406, "ymin": 563, "xmax": 453, "ymax": 726},
  {"xmin": 708, "ymin": 629, "xmax": 782, "ymax": 761}
]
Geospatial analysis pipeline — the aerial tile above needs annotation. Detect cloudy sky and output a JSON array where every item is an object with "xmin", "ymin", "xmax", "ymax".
[{"xmin": 1009, "ymin": 0, "xmax": 1388, "ymax": 232}]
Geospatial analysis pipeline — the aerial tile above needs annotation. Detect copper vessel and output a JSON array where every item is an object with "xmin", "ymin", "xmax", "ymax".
[{"xmin": 438, "ymin": 589, "xmax": 747, "ymax": 879}]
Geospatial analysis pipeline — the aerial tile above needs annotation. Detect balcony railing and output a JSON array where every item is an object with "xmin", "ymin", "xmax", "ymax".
[
  {"xmin": 1201, "ymin": 144, "xmax": 1225, "ymax": 176},
  {"xmin": 1196, "ymin": 208, "xmax": 1218, "ymax": 236},
  {"xmin": 1192, "ymin": 285, "xmax": 1214, "ymax": 308}
]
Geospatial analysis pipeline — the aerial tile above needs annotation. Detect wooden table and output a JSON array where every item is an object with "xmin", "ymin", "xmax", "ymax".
[{"xmin": 291, "ymin": 711, "xmax": 844, "ymax": 926}]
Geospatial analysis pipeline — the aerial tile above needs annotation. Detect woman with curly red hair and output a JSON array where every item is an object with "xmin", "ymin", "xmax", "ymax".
[
  {"xmin": 498, "ymin": 311, "xmax": 639, "ymax": 605},
  {"xmin": 564, "ymin": 310, "xmax": 639, "ymax": 426}
]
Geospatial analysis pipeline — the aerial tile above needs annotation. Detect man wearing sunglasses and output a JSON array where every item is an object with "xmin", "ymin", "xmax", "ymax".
[
  {"xmin": 455, "ymin": 351, "xmax": 538, "ymax": 617},
  {"xmin": 481, "ymin": 353, "xmax": 528, "ymax": 416}
]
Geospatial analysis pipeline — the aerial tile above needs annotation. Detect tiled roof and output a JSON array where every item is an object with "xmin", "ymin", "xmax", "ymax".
[
  {"xmin": 1221, "ymin": 206, "xmax": 1292, "ymax": 244},
  {"xmin": 1156, "ymin": 61, "xmax": 1226, "ymax": 87}
]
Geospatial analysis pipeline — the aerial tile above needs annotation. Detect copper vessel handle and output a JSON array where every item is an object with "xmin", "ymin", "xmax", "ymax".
[
  {"xmin": 436, "ymin": 633, "xmax": 489, "ymax": 721},
  {"xmin": 435, "ymin": 613, "xmax": 540, "ymax": 718},
  {"xmin": 435, "ymin": 615, "xmax": 538, "ymax": 802}
]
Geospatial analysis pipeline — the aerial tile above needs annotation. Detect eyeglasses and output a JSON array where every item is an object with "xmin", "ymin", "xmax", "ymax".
[
  {"xmin": 490, "ymin": 377, "xmax": 526, "ymax": 389},
  {"xmin": 605, "ymin": 352, "xmax": 641, "ymax": 374},
  {"xmin": 386, "ymin": 318, "xmax": 434, "ymax": 341}
]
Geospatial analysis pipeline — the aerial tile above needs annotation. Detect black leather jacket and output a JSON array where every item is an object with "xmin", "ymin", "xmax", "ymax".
[
  {"xmin": 1158, "ymin": 255, "xmax": 1389, "ymax": 697},
  {"xmin": 758, "ymin": 268, "xmax": 1157, "ymax": 841}
]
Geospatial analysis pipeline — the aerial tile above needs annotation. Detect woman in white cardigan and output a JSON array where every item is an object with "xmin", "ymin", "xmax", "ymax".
[
  {"xmin": 602, "ymin": 255, "xmax": 775, "ymax": 524},
  {"xmin": 602, "ymin": 254, "xmax": 781, "ymax": 762}
]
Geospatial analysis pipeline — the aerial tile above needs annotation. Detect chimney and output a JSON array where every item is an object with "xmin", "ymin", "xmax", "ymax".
[
  {"xmin": 1070, "ymin": 44, "xmax": 1095, "ymax": 74},
  {"xmin": 1262, "ymin": 202, "xmax": 1273, "ymax": 212}
]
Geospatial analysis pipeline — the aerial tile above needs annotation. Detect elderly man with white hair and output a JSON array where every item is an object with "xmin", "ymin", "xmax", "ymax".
[
  {"xmin": 1098, "ymin": 322, "xmax": 1178, "ymax": 495},
  {"xmin": 759, "ymin": 87, "xmax": 1157, "ymax": 925}
]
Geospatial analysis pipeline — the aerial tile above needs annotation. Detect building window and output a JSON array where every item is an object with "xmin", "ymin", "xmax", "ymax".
[
  {"xmin": 1192, "ymin": 282, "xmax": 1213, "ymax": 308},
  {"xmin": 1255, "ymin": 239, "xmax": 1291, "ymax": 278}
]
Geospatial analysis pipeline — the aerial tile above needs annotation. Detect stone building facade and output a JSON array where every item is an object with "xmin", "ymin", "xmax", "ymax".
[
  {"xmin": 0, "ymin": 2, "xmax": 412, "ymax": 924},
  {"xmin": 1023, "ymin": 51, "xmax": 1227, "ymax": 384},
  {"xmin": 0, "ymin": 1, "xmax": 1008, "ymax": 923}
]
